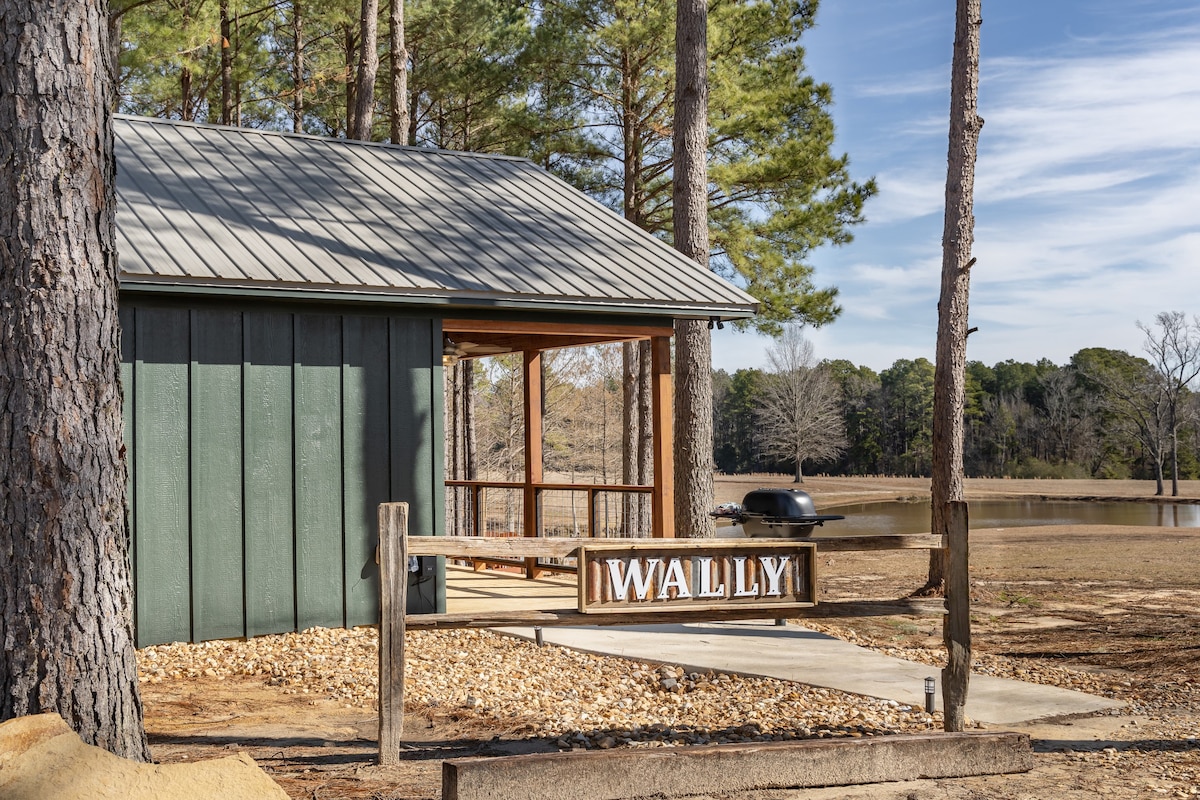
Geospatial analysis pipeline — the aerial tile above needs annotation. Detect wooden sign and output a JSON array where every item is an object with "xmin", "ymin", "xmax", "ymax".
[{"xmin": 577, "ymin": 541, "xmax": 817, "ymax": 614}]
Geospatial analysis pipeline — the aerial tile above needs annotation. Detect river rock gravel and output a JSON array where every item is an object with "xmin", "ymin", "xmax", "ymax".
[{"xmin": 138, "ymin": 625, "xmax": 942, "ymax": 749}]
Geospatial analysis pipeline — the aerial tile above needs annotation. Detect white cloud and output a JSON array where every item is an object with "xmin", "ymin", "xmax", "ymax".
[{"xmin": 715, "ymin": 6, "xmax": 1200, "ymax": 375}]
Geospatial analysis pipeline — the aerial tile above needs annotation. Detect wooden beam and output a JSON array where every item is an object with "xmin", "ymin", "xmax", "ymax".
[
  {"xmin": 523, "ymin": 350, "xmax": 544, "ymax": 577},
  {"xmin": 406, "ymin": 535, "xmax": 945, "ymax": 559},
  {"xmin": 650, "ymin": 335, "xmax": 674, "ymax": 538},
  {"xmin": 442, "ymin": 732, "xmax": 1032, "ymax": 800},
  {"xmin": 444, "ymin": 319, "xmax": 675, "ymax": 338},
  {"xmin": 378, "ymin": 502, "xmax": 408, "ymax": 766},
  {"xmin": 405, "ymin": 598, "xmax": 946, "ymax": 630}
]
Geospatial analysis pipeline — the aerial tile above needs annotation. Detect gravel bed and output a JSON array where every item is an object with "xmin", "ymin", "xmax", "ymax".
[
  {"xmin": 138, "ymin": 621, "xmax": 1200, "ymax": 797},
  {"xmin": 138, "ymin": 626, "xmax": 941, "ymax": 749}
]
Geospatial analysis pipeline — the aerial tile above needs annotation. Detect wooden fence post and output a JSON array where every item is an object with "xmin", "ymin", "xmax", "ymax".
[
  {"xmin": 378, "ymin": 502, "xmax": 409, "ymax": 765},
  {"xmin": 942, "ymin": 500, "xmax": 970, "ymax": 731}
]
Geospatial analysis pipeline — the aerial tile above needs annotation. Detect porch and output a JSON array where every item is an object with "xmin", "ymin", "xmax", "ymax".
[{"xmin": 442, "ymin": 319, "xmax": 676, "ymax": 578}]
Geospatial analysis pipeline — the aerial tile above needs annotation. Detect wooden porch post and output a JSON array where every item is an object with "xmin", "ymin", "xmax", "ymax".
[
  {"xmin": 523, "ymin": 349, "xmax": 544, "ymax": 575},
  {"xmin": 378, "ymin": 502, "xmax": 408, "ymax": 765},
  {"xmin": 650, "ymin": 335, "xmax": 675, "ymax": 538}
]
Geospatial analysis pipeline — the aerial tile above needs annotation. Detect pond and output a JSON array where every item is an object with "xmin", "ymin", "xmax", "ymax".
[{"xmin": 815, "ymin": 498, "xmax": 1200, "ymax": 537}]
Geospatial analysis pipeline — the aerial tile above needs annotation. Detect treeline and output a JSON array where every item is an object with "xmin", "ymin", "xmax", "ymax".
[
  {"xmin": 716, "ymin": 315, "xmax": 1200, "ymax": 492},
  {"xmin": 461, "ymin": 315, "xmax": 1200, "ymax": 495}
]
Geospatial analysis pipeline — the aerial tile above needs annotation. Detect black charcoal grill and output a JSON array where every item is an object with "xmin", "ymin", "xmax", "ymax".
[{"xmin": 712, "ymin": 488, "xmax": 844, "ymax": 538}]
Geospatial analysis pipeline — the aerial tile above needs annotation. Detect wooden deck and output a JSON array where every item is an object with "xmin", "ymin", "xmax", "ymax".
[{"xmin": 444, "ymin": 564, "xmax": 577, "ymax": 615}]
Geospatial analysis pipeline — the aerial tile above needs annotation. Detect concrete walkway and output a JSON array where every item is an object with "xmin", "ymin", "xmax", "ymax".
[{"xmin": 496, "ymin": 620, "xmax": 1123, "ymax": 726}]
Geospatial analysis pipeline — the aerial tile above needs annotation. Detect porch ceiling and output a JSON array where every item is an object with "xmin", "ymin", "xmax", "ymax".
[{"xmin": 442, "ymin": 318, "xmax": 674, "ymax": 358}]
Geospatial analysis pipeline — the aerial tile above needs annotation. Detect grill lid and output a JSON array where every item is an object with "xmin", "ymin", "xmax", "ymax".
[{"xmin": 739, "ymin": 488, "xmax": 844, "ymax": 523}]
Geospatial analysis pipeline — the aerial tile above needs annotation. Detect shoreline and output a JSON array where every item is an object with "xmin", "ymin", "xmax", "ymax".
[{"xmin": 714, "ymin": 474, "xmax": 1200, "ymax": 509}]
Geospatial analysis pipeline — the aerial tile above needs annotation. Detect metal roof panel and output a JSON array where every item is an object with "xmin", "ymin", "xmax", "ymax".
[{"xmin": 115, "ymin": 116, "xmax": 759, "ymax": 318}]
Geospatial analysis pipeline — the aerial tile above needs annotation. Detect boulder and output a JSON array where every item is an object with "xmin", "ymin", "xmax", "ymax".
[{"xmin": 0, "ymin": 713, "xmax": 289, "ymax": 800}]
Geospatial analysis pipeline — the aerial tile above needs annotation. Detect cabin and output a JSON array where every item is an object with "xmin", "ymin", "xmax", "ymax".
[{"xmin": 114, "ymin": 115, "xmax": 758, "ymax": 647}]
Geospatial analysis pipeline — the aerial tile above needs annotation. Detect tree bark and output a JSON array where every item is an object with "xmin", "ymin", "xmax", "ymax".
[
  {"xmin": 0, "ymin": 0, "xmax": 150, "ymax": 760},
  {"xmin": 927, "ymin": 0, "xmax": 982, "ymax": 594},
  {"xmin": 351, "ymin": 0, "xmax": 380, "ymax": 140},
  {"xmin": 344, "ymin": 25, "xmax": 357, "ymax": 136},
  {"xmin": 388, "ymin": 0, "xmax": 409, "ymax": 145},
  {"xmin": 930, "ymin": 0, "xmax": 982, "ymax": 732},
  {"xmin": 220, "ymin": 0, "xmax": 233, "ymax": 125},
  {"xmin": 672, "ymin": 0, "xmax": 714, "ymax": 538},
  {"xmin": 292, "ymin": 0, "xmax": 304, "ymax": 133}
]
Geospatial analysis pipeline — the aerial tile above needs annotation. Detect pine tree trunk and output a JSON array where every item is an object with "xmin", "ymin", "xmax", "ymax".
[
  {"xmin": 292, "ymin": 0, "xmax": 304, "ymax": 133},
  {"xmin": 930, "ymin": 0, "xmax": 982, "ymax": 733},
  {"xmin": 927, "ymin": 0, "xmax": 982, "ymax": 595},
  {"xmin": 672, "ymin": 0, "xmax": 714, "ymax": 538},
  {"xmin": 352, "ymin": 0, "xmax": 379, "ymax": 140},
  {"xmin": 0, "ymin": 0, "xmax": 150, "ymax": 760},
  {"xmin": 344, "ymin": 25, "xmax": 357, "ymax": 136},
  {"xmin": 389, "ymin": 0, "xmax": 409, "ymax": 144},
  {"xmin": 220, "ymin": 0, "xmax": 233, "ymax": 125}
]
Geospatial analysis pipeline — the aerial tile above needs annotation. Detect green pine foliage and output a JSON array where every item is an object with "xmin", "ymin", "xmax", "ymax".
[
  {"xmin": 115, "ymin": 0, "xmax": 874, "ymax": 335},
  {"xmin": 707, "ymin": 0, "xmax": 875, "ymax": 333}
]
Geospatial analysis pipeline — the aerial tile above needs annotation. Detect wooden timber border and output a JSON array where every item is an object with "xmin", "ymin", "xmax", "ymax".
[{"xmin": 377, "ymin": 502, "xmax": 947, "ymax": 766}]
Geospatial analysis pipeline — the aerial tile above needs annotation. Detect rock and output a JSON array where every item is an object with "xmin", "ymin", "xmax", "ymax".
[{"xmin": 0, "ymin": 713, "xmax": 288, "ymax": 800}]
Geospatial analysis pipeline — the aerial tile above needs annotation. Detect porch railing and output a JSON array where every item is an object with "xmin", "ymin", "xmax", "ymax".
[{"xmin": 445, "ymin": 479, "xmax": 655, "ymax": 575}]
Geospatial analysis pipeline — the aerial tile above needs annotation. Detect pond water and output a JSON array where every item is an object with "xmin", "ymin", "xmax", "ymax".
[{"xmin": 815, "ymin": 499, "xmax": 1200, "ymax": 537}]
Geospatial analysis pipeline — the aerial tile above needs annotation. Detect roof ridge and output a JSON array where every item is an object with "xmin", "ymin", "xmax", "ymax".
[{"xmin": 113, "ymin": 114, "xmax": 534, "ymax": 164}]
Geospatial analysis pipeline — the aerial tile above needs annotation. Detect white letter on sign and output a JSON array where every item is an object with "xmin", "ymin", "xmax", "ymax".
[
  {"xmin": 657, "ymin": 557, "xmax": 692, "ymax": 599},
  {"xmin": 732, "ymin": 557, "xmax": 760, "ymax": 597},
  {"xmin": 695, "ymin": 557, "xmax": 725, "ymax": 598},
  {"xmin": 758, "ymin": 556, "xmax": 790, "ymax": 597},
  {"xmin": 607, "ymin": 558, "xmax": 661, "ymax": 601}
]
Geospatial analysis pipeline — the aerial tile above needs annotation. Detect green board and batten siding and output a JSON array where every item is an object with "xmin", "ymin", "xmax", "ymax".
[{"xmin": 120, "ymin": 300, "xmax": 445, "ymax": 647}]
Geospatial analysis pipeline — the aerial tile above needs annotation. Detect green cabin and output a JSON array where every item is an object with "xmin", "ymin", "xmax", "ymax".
[{"xmin": 115, "ymin": 115, "xmax": 757, "ymax": 647}]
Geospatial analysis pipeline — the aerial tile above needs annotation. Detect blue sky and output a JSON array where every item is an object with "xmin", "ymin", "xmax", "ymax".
[{"xmin": 712, "ymin": 0, "xmax": 1200, "ymax": 374}]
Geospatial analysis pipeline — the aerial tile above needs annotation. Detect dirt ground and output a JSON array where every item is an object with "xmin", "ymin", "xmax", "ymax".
[{"xmin": 141, "ymin": 477, "xmax": 1200, "ymax": 799}]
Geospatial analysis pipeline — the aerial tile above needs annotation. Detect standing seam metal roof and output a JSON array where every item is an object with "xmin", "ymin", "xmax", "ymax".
[{"xmin": 115, "ymin": 115, "xmax": 759, "ymax": 318}]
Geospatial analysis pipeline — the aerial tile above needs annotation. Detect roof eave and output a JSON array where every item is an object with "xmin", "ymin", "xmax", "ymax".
[{"xmin": 117, "ymin": 277, "xmax": 760, "ymax": 321}]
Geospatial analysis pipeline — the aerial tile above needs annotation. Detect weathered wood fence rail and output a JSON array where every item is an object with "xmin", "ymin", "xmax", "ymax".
[{"xmin": 377, "ymin": 502, "xmax": 946, "ymax": 765}]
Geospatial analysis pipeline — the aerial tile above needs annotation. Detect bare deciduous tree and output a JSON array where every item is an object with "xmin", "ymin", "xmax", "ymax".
[
  {"xmin": 1139, "ymin": 311, "xmax": 1200, "ymax": 497},
  {"xmin": 755, "ymin": 329, "xmax": 847, "ymax": 483}
]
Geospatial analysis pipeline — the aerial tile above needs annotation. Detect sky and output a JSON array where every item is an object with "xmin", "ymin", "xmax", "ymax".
[{"xmin": 711, "ymin": 0, "xmax": 1200, "ymax": 375}]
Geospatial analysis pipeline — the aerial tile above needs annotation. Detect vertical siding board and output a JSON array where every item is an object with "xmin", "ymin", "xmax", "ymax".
[
  {"xmin": 429, "ymin": 320, "xmax": 447, "ymax": 613},
  {"xmin": 133, "ymin": 306, "xmax": 192, "ymax": 646},
  {"xmin": 342, "ymin": 316, "xmax": 389, "ymax": 627},
  {"xmin": 119, "ymin": 306, "xmax": 136, "ymax": 627},
  {"xmin": 243, "ymin": 311, "xmax": 296, "ymax": 636},
  {"xmin": 389, "ymin": 318, "xmax": 439, "ymax": 614},
  {"xmin": 190, "ymin": 309, "xmax": 246, "ymax": 641},
  {"xmin": 294, "ymin": 314, "xmax": 345, "ymax": 629},
  {"xmin": 125, "ymin": 298, "xmax": 444, "ymax": 642}
]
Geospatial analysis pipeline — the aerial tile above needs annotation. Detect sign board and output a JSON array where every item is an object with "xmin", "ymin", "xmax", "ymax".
[{"xmin": 577, "ymin": 541, "xmax": 817, "ymax": 614}]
